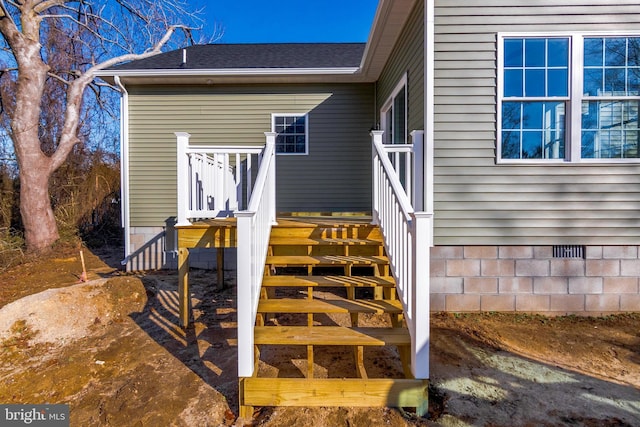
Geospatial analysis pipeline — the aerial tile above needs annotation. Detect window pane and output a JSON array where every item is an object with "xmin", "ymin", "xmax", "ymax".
[
  {"xmin": 522, "ymin": 102, "xmax": 542, "ymax": 128},
  {"xmin": 504, "ymin": 69, "xmax": 523, "ymax": 97},
  {"xmin": 393, "ymin": 87, "xmax": 407, "ymax": 143},
  {"xmin": 544, "ymin": 102, "xmax": 565, "ymax": 159},
  {"xmin": 502, "ymin": 102, "xmax": 522, "ymax": 129},
  {"xmin": 501, "ymin": 132, "xmax": 521, "ymax": 159},
  {"xmin": 548, "ymin": 39, "xmax": 569, "ymax": 67},
  {"xmin": 581, "ymin": 131, "xmax": 596, "ymax": 158},
  {"xmin": 581, "ymin": 100, "xmax": 599, "ymax": 128},
  {"xmin": 525, "ymin": 39, "xmax": 545, "ymax": 67},
  {"xmin": 605, "ymin": 38, "xmax": 626, "ymax": 67},
  {"xmin": 504, "ymin": 39, "xmax": 523, "ymax": 67},
  {"xmin": 548, "ymin": 69, "xmax": 568, "ymax": 96},
  {"xmin": 522, "ymin": 131, "xmax": 543, "ymax": 158},
  {"xmin": 628, "ymin": 69, "xmax": 640, "ymax": 95},
  {"xmin": 584, "ymin": 38, "xmax": 604, "ymax": 66},
  {"xmin": 525, "ymin": 69, "xmax": 545, "ymax": 97},
  {"xmin": 584, "ymin": 68, "xmax": 603, "ymax": 96},
  {"xmin": 605, "ymin": 68, "xmax": 626, "ymax": 94},
  {"xmin": 628, "ymin": 38, "xmax": 640, "ymax": 66},
  {"xmin": 624, "ymin": 131, "xmax": 639, "ymax": 157}
]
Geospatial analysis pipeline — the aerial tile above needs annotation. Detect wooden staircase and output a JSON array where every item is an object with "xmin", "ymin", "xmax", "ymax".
[{"xmin": 239, "ymin": 218, "xmax": 428, "ymax": 418}]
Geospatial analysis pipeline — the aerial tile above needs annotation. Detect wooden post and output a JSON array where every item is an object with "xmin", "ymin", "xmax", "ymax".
[
  {"xmin": 238, "ymin": 378, "xmax": 253, "ymax": 420},
  {"xmin": 175, "ymin": 132, "xmax": 192, "ymax": 226},
  {"xmin": 178, "ymin": 247, "xmax": 191, "ymax": 328},
  {"xmin": 216, "ymin": 248, "xmax": 224, "ymax": 290}
]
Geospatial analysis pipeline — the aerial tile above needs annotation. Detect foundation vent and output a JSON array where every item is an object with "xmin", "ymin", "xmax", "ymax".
[{"xmin": 552, "ymin": 245, "xmax": 585, "ymax": 259}]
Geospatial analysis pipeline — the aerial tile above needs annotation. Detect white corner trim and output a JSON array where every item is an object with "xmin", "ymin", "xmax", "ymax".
[{"xmin": 425, "ymin": 0, "xmax": 435, "ymax": 216}]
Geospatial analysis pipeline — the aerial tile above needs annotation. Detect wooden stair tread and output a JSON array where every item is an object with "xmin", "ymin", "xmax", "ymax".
[
  {"xmin": 257, "ymin": 298, "xmax": 403, "ymax": 314},
  {"xmin": 240, "ymin": 378, "xmax": 428, "ymax": 408},
  {"xmin": 254, "ymin": 326, "xmax": 410, "ymax": 346},
  {"xmin": 266, "ymin": 255, "xmax": 388, "ymax": 266},
  {"xmin": 269, "ymin": 237, "xmax": 382, "ymax": 246},
  {"xmin": 262, "ymin": 275, "xmax": 396, "ymax": 288}
]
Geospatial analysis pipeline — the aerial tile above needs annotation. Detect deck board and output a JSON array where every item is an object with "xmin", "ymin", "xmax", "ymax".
[
  {"xmin": 257, "ymin": 298, "xmax": 403, "ymax": 314},
  {"xmin": 261, "ymin": 275, "xmax": 396, "ymax": 288},
  {"xmin": 266, "ymin": 255, "xmax": 389, "ymax": 266},
  {"xmin": 254, "ymin": 326, "xmax": 410, "ymax": 346}
]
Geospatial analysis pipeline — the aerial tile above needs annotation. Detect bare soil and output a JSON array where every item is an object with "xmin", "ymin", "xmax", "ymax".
[{"xmin": 0, "ymin": 247, "xmax": 639, "ymax": 426}]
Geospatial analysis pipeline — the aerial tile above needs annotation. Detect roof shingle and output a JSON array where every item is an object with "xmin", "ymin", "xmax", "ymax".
[{"xmin": 111, "ymin": 43, "xmax": 366, "ymax": 71}]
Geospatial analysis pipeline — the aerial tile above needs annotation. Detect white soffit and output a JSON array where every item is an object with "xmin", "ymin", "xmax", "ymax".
[{"xmin": 360, "ymin": 0, "xmax": 417, "ymax": 80}]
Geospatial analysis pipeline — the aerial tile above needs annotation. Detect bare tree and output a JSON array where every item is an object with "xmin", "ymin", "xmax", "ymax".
[{"xmin": 0, "ymin": 0, "xmax": 202, "ymax": 252}]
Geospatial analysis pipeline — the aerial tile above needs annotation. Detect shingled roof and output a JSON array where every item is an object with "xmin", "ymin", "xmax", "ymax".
[{"xmin": 111, "ymin": 43, "xmax": 366, "ymax": 71}]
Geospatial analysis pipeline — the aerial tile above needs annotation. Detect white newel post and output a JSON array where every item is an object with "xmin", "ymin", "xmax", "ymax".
[
  {"xmin": 236, "ymin": 211, "xmax": 254, "ymax": 377},
  {"xmin": 371, "ymin": 130, "xmax": 384, "ymax": 225},
  {"xmin": 411, "ymin": 130, "xmax": 425, "ymax": 211},
  {"xmin": 236, "ymin": 211, "xmax": 255, "ymax": 377},
  {"xmin": 264, "ymin": 132, "xmax": 277, "ymax": 225},
  {"xmin": 411, "ymin": 211, "xmax": 432, "ymax": 379},
  {"xmin": 175, "ymin": 132, "xmax": 192, "ymax": 226}
]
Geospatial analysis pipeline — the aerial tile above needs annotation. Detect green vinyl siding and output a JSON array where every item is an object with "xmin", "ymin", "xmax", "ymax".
[
  {"xmin": 377, "ymin": 0, "xmax": 424, "ymax": 134},
  {"xmin": 434, "ymin": 0, "xmax": 640, "ymax": 244},
  {"xmin": 128, "ymin": 84, "xmax": 374, "ymax": 226}
]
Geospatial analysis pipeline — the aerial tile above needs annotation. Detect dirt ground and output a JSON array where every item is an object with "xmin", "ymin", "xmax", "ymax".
[{"xmin": 0, "ymin": 247, "xmax": 639, "ymax": 426}]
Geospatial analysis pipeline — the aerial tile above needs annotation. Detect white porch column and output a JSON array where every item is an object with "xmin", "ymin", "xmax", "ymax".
[
  {"xmin": 411, "ymin": 211, "xmax": 432, "ymax": 379},
  {"xmin": 175, "ymin": 132, "xmax": 192, "ymax": 226},
  {"xmin": 370, "ymin": 130, "xmax": 384, "ymax": 225},
  {"xmin": 264, "ymin": 132, "xmax": 277, "ymax": 225},
  {"xmin": 410, "ymin": 130, "xmax": 425, "ymax": 211}
]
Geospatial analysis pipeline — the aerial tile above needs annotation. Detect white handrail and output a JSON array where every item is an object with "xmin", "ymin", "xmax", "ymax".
[
  {"xmin": 236, "ymin": 132, "xmax": 277, "ymax": 378},
  {"xmin": 371, "ymin": 130, "xmax": 431, "ymax": 379}
]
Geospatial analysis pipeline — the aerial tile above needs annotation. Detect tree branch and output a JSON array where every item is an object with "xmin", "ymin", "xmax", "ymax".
[{"xmin": 84, "ymin": 23, "xmax": 186, "ymax": 74}]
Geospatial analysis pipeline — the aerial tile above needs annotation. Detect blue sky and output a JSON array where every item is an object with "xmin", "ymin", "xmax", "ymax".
[{"xmin": 194, "ymin": 0, "xmax": 379, "ymax": 44}]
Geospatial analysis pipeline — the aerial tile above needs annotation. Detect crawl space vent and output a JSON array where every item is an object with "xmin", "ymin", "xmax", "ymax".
[{"xmin": 552, "ymin": 245, "xmax": 585, "ymax": 259}]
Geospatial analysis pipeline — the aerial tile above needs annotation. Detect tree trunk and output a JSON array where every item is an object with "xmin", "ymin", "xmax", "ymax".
[{"xmin": 19, "ymin": 166, "xmax": 59, "ymax": 252}]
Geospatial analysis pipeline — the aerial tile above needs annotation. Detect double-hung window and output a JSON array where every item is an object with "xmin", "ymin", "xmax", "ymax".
[
  {"xmin": 272, "ymin": 113, "xmax": 308, "ymax": 155},
  {"xmin": 498, "ymin": 34, "xmax": 640, "ymax": 162}
]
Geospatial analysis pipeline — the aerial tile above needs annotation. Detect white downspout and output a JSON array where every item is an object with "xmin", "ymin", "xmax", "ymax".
[{"xmin": 115, "ymin": 76, "xmax": 131, "ymax": 267}]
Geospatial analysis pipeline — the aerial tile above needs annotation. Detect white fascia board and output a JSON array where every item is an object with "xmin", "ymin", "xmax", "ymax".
[{"xmin": 98, "ymin": 67, "xmax": 360, "ymax": 78}]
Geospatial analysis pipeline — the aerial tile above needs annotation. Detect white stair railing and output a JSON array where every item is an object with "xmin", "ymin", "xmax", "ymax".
[
  {"xmin": 236, "ymin": 132, "xmax": 277, "ymax": 378},
  {"xmin": 371, "ymin": 130, "xmax": 431, "ymax": 379},
  {"xmin": 175, "ymin": 132, "xmax": 264, "ymax": 226}
]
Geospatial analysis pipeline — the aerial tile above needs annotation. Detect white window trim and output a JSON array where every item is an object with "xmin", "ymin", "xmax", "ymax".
[
  {"xmin": 271, "ymin": 113, "xmax": 309, "ymax": 156},
  {"xmin": 381, "ymin": 72, "xmax": 408, "ymax": 144},
  {"xmin": 497, "ymin": 31, "xmax": 640, "ymax": 165}
]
